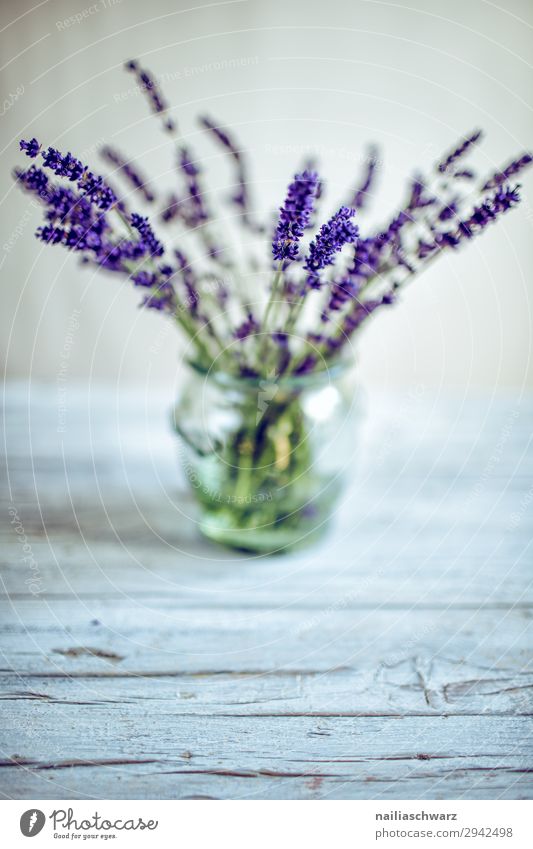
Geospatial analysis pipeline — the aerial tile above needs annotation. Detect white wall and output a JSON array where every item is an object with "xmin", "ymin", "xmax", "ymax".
[{"xmin": 1, "ymin": 0, "xmax": 532, "ymax": 389}]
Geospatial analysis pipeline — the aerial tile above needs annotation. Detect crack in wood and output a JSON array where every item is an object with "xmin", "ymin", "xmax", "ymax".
[
  {"xmin": 52, "ymin": 647, "xmax": 125, "ymax": 662},
  {"xmin": 0, "ymin": 757, "xmax": 160, "ymax": 770}
]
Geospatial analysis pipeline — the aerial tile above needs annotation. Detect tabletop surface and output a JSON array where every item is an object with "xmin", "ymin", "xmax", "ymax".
[{"xmin": 1, "ymin": 384, "xmax": 532, "ymax": 800}]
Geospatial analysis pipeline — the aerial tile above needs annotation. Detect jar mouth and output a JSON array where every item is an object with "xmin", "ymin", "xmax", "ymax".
[{"xmin": 185, "ymin": 356, "xmax": 354, "ymax": 390}]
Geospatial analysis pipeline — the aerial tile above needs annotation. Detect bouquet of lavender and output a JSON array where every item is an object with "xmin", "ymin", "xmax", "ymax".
[{"xmin": 14, "ymin": 61, "xmax": 532, "ymax": 551}]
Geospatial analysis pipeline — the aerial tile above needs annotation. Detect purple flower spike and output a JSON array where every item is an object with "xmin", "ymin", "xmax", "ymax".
[
  {"xmin": 200, "ymin": 115, "xmax": 241, "ymax": 161},
  {"xmin": 130, "ymin": 213, "xmax": 164, "ymax": 257},
  {"xmin": 234, "ymin": 312, "xmax": 259, "ymax": 340},
  {"xmin": 200, "ymin": 115, "xmax": 263, "ymax": 233},
  {"xmin": 175, "ymin": 249, "xmax": 199, "ymax": 314},
  {"xmin": 179, "ymin": 147, "xmax": 210, "ymax": 227},
  {"xmin": 459, "ymin": 184, "xmax": 521, "ymax": 235},
  {"xmin": 14, "ymin": 165, "xmax": 49, "ymax": 198},
  {"xmin": 482, "ymin": 153, "xmax": 533, "ymax": 191},
  {"xmin": 101, "ymin": 146, "xmax": 156, "ymax": 203},
  {"xmin": 125, "ymin": 60, "xmax": 175, "ymax": 132},
  {"xmin": 420, "ymin": 185, "xmax": 521, "ymax": 257},
  {"xmin": 304, "ymin": 206, "xmax": 358, "ymax": 288},
  {"xmin": 349, "ymin": 146, "xmax": 379, "ymax": 211},
  {"xmin": 20, "ymin": 138, "xmax": 41, "ymax": 158},
  {"xmin": 437, "ymin": 130, "xmax": 482, "ymax": 173},
  {"xmin": 272, "ymin": 170, "xmax": 319, "ymax": 262},
  {"xmin": 322, "ymin": 277, "xmax": 359, "ymax": 321},
  {"xmin": 26, "ymin": 139, "xmax": 117, "ymax": 211},
  {"xmin": 407, "ymin": 175, "xmax": 435, "ymax": 210}
]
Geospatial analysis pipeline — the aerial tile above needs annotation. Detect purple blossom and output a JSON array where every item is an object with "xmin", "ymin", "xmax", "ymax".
[
  {"xmin": 417, "ymin": 185, "xmax": 521, "ymax": 258},
  {"xmin": 457, "ymin": 184, "xmax": 521, "ymax": 235},
  {"xmin": 14, "ymin": 164, "xmax": 49, "ymax": 199},
  {"xmin": 294, "ymin": 354, "xmax": 317, "ymax": 374},
  {"xmin": 272, "ymin": 170, "xmax": 319, "ymax": 262},
  {"xmin": 21, "ymin": 139, "xmax": 118, "ymax": 211},
  {"xmin": 322, "ymin": 277, "xmax": 359, "ymax": 320},
  {"xmin": 160, "ymin": 192, "xmax": 194, "ymax": 226},
  {"xmin": 378, "ymin": 209, "xmax": 410, "ymax": 246},
  {"xmin": 438, "ymin": 201, "xmax": 458, "ymax": 222},
  {"xmin": 482, "ymin": 153, "xmax": 533, "ymax": 191},
  {"xmin": 326, "ymin": 293, "xmax": 395, "ymax": 349},
  {"xmin": 437, "ymin": 130, "xmax": 482, "ymax": 173},
  {"xmin": 407, "ymin": 175, "xmax": 435, "ymax": 210},
  {"xmin": 19, "ymin": 138, "xmax": 40, "ymax": 158},
  {"xmin": 175, "ymin": 249, "xmax": 199, "ymax": 314},
  {"xmin": 13, "ymin": 102, "xmax": 530, "ymax": 381},
  {"xmin": 344, "ymin": 237, "xmax": 381, "ymax": 285},
  {"xmin": 101, "ymin": 146, "xmax": 156, "ymax": 203},
  {"xmin": 130, "ymin": 213, "xmax": 164, "ymax": 257},
  {"xmin": 125, "ymin": 60, "xmax": 174, "ymax": 132},
  {"xmin": 234, "ymin": 312, "xmax": 259, "ymax": 340},
  {"xmin": 200, "ymin": 115, "xmax": 240, "ymax": 161},
  {"xmin": 199, "ymin": 115, "xmax": 263, "ymax": 230},
  {"xmin": 178, "ymin": 147, "xmax": 210, "ymax": 227},
  {"xmin": 304, "ymin": 206, "xmax": 358, "ymax": 289},
  {"xmin": 140, "ymin": 280, "xmax": 176, "ymax": 312}
]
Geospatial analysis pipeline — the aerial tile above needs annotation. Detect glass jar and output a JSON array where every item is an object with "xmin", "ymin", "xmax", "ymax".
[{"xmin": 172, "ymin": 360, "xmax": 360, "ymax": 554}]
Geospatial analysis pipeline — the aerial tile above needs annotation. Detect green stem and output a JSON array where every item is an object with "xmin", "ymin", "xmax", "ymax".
[{"xmin": 258, "ymin": 262, "xmax": 284, "ymax": 369}]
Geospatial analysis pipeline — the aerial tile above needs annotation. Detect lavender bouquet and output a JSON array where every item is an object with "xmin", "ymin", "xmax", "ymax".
[{"xmin": 14, "ymin": 61, "xmax": 532, "ymax": 552}]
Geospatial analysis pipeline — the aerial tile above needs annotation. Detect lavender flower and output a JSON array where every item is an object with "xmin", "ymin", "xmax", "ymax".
[
  {"xmin": 200, "ymin": 116, "xmax": 264, "ymax": 233},
  {"xmin": 178, "ymin": 147, "xmax": 210, "ymax": 227},
  {"xmin": 134, "ymin": 265, "xmax": 175, "ymax": 312},
  {"xmin": 13, "ymin": 89, "xmax": 530, "ymax": 381},
  {"xmin": 482, "ymin": 153, "xmax": 533, "ymax": 191},
  {"xmin": 304, "ymin": 206, "xmax": 358, "ymax": 289},
  {"xmin": 101, "ymin": 146, "xmax": 156, "ymax": 203},
  {"xmin": 377, "ymin": 209, "xmax": 410, "ymax": 246},
  {"xmin": 407, "ymin": 175, "xmax": 435, "ymax": 210},
  {"xmin": 325, "ymin": 293, "xmax": 395, "ymax": 350},
  {"xmin": 175, "ymin": 249, "xmax": 199, "ymax": 314},
  {"xmin": 437, "ymin": 130, "xmax": 482, "ymax": 173},
  {"xmin": 457, "ymin": 184, "xmax": 521, "ymax": 235},
  {"xmin": 349, "ymin": 146, "xmax": 379, "ymax": 211},
  {"xmin": 20, "ymin": 138, "xmax": 117, "ymax": 210},
  {"xmin": 293, "ymin": 353, "xmax": 317, "ymax": 375},
  {"xmin": 272, "ymin": 170, "xmax": 319, "ymax": 262},
  {"xmin": 417, "ymin": 184, "xmax": 521, "ymax": 259},
  {"xmin": 14, "ymin": 164, "xmax": 49, "ymax": 199},
  {"xmin": 234, "ymin": 312, "xmax": 259, "ymax": 340},
  {"xmin": 322, "ymin": 277, "xmax": 359, "ymax": 320},
  {"xmin": 344, "ymin": 237, "xmax": 381, "ymax": 285},
  {"xmin": 130, "ymin": 213, "xmax": 164, "ymax": 257},
  {"xmin": 200, "ymin": 115, "xmax": 240, "ymax": 161},
  {"xmin": 125, "ymin": 60, "xmax": 174, "ymax": 132}
]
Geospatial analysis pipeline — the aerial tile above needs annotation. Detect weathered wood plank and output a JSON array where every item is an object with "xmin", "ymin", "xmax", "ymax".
[
  {"xmin": 0, "ymin": 603, "xmax": 530, "ymax": 678},
  {"xmin": 2, "ymin": 387, "xmax": 532, "ymax": 800},
  {"xmin": 0, "ymin": 716, "xmax": 531, "ymax": 799},
  {"xmin": 1, "ymin": 537, "xmax": 531, "ymax": 604},
  {"xmin": 1, "ymin": 766, "xmax": 531, "ymax": 801}
]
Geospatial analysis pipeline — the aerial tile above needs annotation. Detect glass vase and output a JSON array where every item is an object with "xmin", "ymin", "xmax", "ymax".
[{"xmin": 172, "ymin": 360, "xmax": 360, "ymax": 554}]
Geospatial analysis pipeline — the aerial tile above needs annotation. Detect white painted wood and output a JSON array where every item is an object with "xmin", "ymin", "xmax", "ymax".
[
  {"xmin": 1, "ymin": 386, "xmax": 532, "ymax": 799},
  {"xmin": 0, "ymin": 716, "xmax": 531, "ymax": 800}
]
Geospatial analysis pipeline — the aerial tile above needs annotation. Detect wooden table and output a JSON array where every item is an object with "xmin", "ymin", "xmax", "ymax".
[{"xmin": 1, "ymin": 385, "xmax": 532, "ymax": 800}]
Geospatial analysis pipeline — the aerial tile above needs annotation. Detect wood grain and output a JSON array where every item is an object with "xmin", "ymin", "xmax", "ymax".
[{"xmin": 1, "ymin": 387, "xmax": 532, "ymax": 799}]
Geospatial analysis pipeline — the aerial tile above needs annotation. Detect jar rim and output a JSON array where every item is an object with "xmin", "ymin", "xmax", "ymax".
[{"xmin": 185, "ymin": 356, "xmax": 354, "ymax": 390}]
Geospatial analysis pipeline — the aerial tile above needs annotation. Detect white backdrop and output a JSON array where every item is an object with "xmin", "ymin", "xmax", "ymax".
[{"xmin": 1, "ymin": 0, "xmax": 532, "ymax": 388}]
